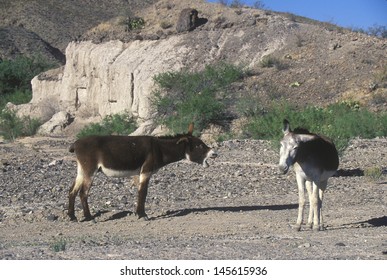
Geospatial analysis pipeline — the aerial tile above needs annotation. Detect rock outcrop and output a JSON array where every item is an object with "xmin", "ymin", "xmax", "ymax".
[{"xmin": 14, "ymin": 11, "xmax": 292, "ymax": 134}]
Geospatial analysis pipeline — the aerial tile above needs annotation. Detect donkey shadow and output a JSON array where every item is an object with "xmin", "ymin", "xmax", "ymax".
[
  {"xmin": 101, "ymin": 210, "xmax": 133, "ymax": 222},
  {"xmin": 151, "ymin": 204, "xmax": 298, "ymax": 220},
  {"xmin": 343, "ymin": 216, "xmax": 387, "ymax": 228},
  {"xmin": 95, "ymin": 208, "xmax": 387, "ymax": 231},
  {"xmin": 99, "ymin": 204, "xmax": 298, "ymax": 222}
]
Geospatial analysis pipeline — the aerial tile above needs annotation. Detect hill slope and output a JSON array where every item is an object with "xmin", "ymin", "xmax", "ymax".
[{"xmin": 0, "ymin": 0, "xmax": 156, "ymax": 63}]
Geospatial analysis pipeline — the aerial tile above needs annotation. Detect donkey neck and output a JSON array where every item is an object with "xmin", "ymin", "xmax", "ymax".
[{"xmin": 154, "ymin": 137, "xmax": 187, "ymax": 166}]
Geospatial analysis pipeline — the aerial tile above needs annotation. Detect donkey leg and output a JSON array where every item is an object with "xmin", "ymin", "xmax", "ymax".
[
  {"xmin": 68, "ymin": 180, "xmax": 79, "ymax": 221},
  {"xmin": 295, "ymin": 173, "xmax": 306, "ymax": 231},
  {"xmin": 317, "ymin": 181, "xmax": 327, "ymax": 231},
  {"xmin": 79, "ymin": 177, "xmax": 93, "ymax": 221},
  {"xmin": 311, "ymin": 182, "xmax": 321, "ymax": 231},
  {"xmin": 68, "ymin": 169, "xmax": 84, "ymax": 221},
  {"xmin": 136, "ymin": 172, "xmax": 151, "ymax": 220},
  {"xmin": 305, "ymin": 180, "xmax": 314, "ymax": 228}
]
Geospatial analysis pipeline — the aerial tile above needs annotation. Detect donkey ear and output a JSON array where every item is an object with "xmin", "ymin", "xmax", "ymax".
[
  {"xmin": 188, "ymin": 123, "xmax": 194, "ymax": 135},
  {"xmin": 283, "ymin": 119, "xmax": 291, "ymax": 134}
]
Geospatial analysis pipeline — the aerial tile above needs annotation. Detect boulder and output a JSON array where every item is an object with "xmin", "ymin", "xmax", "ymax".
[
  {"xmin": 176, "ymin": 8, "xmax": 199, "ymax": 33},
  {"xmin": 37, "ymin": 111, "xmax": 74, "ymax": 135}
]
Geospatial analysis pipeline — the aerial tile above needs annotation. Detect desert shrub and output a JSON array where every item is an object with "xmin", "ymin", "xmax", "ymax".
[
  {"xmin": 260, "ymin": 55, "xmax": 287, "ymax": 70},
  {"xmin": 124, "ymin": 17, "xmax": 145, "ymax": 30},
  {"xmin": 76, "ymin": 113, "xmax": 137, "ymax": 139},
  {"xmin": 236, "ymin": 91, "xmax": 263, "ymax": 117},
  {"xmin": 0, "ymin": 55, "xmax": 56, "ymax": 96},
  {"xmin": 151, "ymin": 63, "xmax": 245, "ymax": 134},
  {"xmin": 253, "ymin": 1, "xmax": 266, "ymax": 9},
  {"xmin": 0, "ymin": 55, "xmax": 57, "ymax": 109},
  {"xmin": 50, "ymin": 238, "xmax": 66, "ymax": 252},
  {"xmin": 367, "ymin": 24, "xmax": 387, "ymax": 38},
  {"xmin": 0, "ymin": 108, "xmax": 41, "ymax": 141},
  {"xmin": 0, "ymin": 89, "xmax": 32, "ymax": 109},
  {"xmin": 364, "ymin": 166, "xmax": 384, "ymax": 181},
  {"xmin": 160, "ymin": 21, "xmax": 172, "ymax": 29},
  {"xmin": 243, "ymin": 100, "xmax": 387, "ymax": 153},
  {"xmin": 230, "ymin": 0, "xmax": 243, "ymax": 8}
]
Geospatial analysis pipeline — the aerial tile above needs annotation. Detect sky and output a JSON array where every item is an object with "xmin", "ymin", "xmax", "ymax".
[{"xmin": 207, "ymin": 0, "xmax": 387, "ymax": 30}]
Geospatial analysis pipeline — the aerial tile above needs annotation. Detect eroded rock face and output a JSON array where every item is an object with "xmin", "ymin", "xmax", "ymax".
[
  {"xmin": 18, "ymin": 38, "xmax": 192, "ymax": 134},
  {"xmin": 17, "ymin": 21, "xmax": 288, "ymax": 135}
]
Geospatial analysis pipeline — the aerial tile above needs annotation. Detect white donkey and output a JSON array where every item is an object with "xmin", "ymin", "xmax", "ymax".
[{"xmin": 278, "ymin": 119, "xmax": 339, "ymax": 231}]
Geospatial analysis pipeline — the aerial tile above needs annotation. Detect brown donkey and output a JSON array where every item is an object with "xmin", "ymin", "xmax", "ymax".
[
  {"xmin": 68, "ymin": 123, "xmax": 217, "ymax": 221},
  {"xmin": 278, "ymin": 119, "xmax": 339, "ymax": 231}
]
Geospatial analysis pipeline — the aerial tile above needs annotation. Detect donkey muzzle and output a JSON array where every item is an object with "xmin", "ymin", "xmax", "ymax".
[
  {"xmin": 203, "ymin": 150, "xmax": 218, "ymax": 168},
  {"xmin": 278, "ymin": 164, "xmax": 289, "ymax": 175}
]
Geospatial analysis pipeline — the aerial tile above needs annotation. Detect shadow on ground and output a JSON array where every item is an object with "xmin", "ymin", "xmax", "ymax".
[{"xmin": 152, "ymin": 204, "xmax": 298, "ymax": 220}]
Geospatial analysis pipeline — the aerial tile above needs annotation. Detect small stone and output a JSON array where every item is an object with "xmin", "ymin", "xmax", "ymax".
[
  {"xmin": 335, "ymin": 242, "xmax": 346, "ymax": 247},
  {"xmin": 298, "ymin": 242, "xmax": 311, "ymax": 248},
  {"xmin": 47, "ymin": 214, "xmax": 58, "ymax": 221}
]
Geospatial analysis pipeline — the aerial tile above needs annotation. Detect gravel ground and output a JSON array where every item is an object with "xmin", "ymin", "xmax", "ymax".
[{"xmin": 0, "ymin": 136, "xmax": 386, "ymax": 260}]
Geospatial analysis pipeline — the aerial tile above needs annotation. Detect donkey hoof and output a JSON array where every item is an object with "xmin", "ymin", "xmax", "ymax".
[
  {"xmin": 141, "ymin": 216, "xmax": 149, "ymax": 221},
  {"xmin": 138, "ymin": 215, "xmax": 149, "ymax": 221},
  {"xmin": 306, "ymin": 223, "xmax": 313, "ymax": 229},
  {"xmin": 293, "ymin": 224, "xmax": 302, "ymax": 232},
  {"xmin": 81, "ymin": 216, "xmax": 94, "ymax": 222},
  {"xmin": 68, "ymin": 214, "xmax": 78, "ymax": 222},
  {"xmin": 313, "ymin": 225, "xmax": 321, "ymax": 231},
  {"xmin": 136, "ymin": 212, "xmax": 149, "ymax": 221}
]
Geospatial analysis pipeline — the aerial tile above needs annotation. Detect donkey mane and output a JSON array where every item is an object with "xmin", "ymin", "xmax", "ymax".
[
  {"xmin": 293, "ymin": 127, "xmax": 335, "ymax": 145},
  {"xmin": 156, "ymin": 133, "xmax": 191, "ymax": 140},
  {"xmin": 293, "ymin": 127, "xmax": 311, "ymax": 134}
]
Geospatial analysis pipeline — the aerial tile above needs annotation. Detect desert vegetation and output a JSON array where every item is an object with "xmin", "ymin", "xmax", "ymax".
[
  {"xmin": 151, "ymin": 63, "xmax": 246, "ymax": 134},
  {"xmin": 151, "ymin": 62, "xmax": 387, "ymax": 152},
  {"xmin": 0, "ymin": 55, "xmax": 56, "ymax": 140},
  {"xmin": 76, "ymin": 113, "xmax": 137, "ymax": 139}
]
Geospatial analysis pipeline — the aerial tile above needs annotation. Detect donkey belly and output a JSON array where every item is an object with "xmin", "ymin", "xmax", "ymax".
[
  {"xmin": 295, "ymin": 163, "xmax": 335, "ymax": 183},
  {"xmin": 98, "ymin": 164, "xmax": 140, "ymax": 177}
]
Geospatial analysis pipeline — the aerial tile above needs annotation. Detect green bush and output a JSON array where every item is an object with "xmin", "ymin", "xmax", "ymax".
[
  {"xmin": 0, "ymin": 55, "xmax": 57, "ymax": 109},
  {"xmin": 0, "ymin": 89, "xmax": 32, "ymax": 109},
  {"xmin": 0, "ymin": 108, "xmax": 41, "ymax": 141},
  {"xmin": 364, "ymin": 166, "xmax": 384, "ymax": 181},
  {"xmin": 76, "ymin": 113, "xmax": 137, "ymax": 139},
  {"xmin": 50, "ymin": 238, "xmax": 67, "ymax": 252},
  {"xmin": 0, "ymin": 55, "xmax": 56, "ymax": 96},
  {"xmin": 243, "ymin": 100, "xmax": 387, "ymax": 153},
  {"xmin": 152, "ymin": 63, "xmax": 245, "ymax": 134},
  {"xmin": 124, "ymin": 17, "xmax": 145, "ymax": 31}
]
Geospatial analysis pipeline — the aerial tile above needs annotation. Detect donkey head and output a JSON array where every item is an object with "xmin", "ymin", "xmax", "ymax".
[
  {"xmin": 177, "ymin": 123, "xmax": 217, "ymax": 168},
  {"xmin": 278, "ymin": 119, "xmax": 298, "ymax": 174},
  {"xmin": 279, "ymin": 119, "xmax": 317, "ymax": 174}
]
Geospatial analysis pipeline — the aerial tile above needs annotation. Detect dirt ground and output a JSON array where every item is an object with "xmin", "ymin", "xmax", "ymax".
[{"xmin": 0, "ymin": 136, "xmax": 386, "ymax": 260}]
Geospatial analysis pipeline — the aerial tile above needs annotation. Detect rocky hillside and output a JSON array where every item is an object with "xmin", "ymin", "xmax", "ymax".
[
  {"xmin": 3, "ymin": 0, "xmax": 386, "ymax": 136},
  {"xmin": 0, "ymin": 0, "xmax": 156, "ymax": 63}
]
